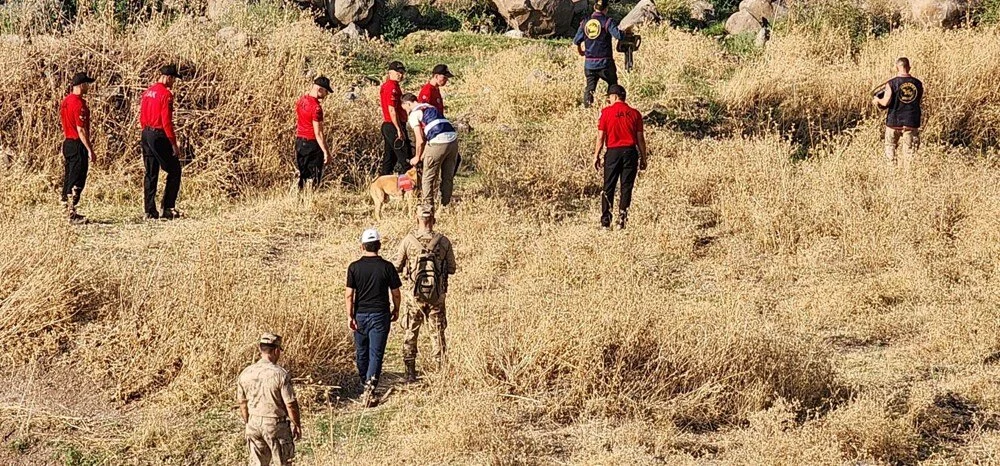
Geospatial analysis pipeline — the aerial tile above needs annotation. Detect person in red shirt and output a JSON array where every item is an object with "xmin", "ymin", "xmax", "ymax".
[
  {"xmin": 59, "ymin": 72, "xmax": 96, "ymax": 224},
  {"xmin": 593, "ymin": 84, "xmax": 647, "ymax": 229},
  {"xmin": 139, "ymin": 65, "xmax": 183, "ymax": 220},
  {"xmin": 417, "ymin": 64, "xmax": 452, "ymax": 115},
  {"xmin": 294, "ymin": 76, "xmax": 333, "ymax": 192},
  {"xmin": 379, "ymin": 61, "xmax": 409, "ymax": 176}
]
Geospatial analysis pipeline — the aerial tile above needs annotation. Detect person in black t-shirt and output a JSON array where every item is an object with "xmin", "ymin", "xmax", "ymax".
[
  {"xmin": 345, "ymin": 228, "xmax": 401, "ymax": 407},
  {"xmin": 873, "ymin": 57, "xmax": 923, "ymax": 171}
]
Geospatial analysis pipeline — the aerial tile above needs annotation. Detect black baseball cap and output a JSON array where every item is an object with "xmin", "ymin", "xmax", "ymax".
[
  {"xmin": 71, "ymin": 72, "xmax": 96, "ymax": 87},
  {"xmin": 607, "ymin": 84, "xmax": 627, "ymax": 99},
  {"xmin": 314, "ymin": 76, "xmax": 333, "ymax": 92},
  {"xmin": 160, "ymin": 64, "xmax": 182, "ymax": 79},
  {"xmin": 431, "ymin": 64, "xmax": 454, "ymax": 78},
  {"xmin": 387, "ymin": 61, "xmax": 406, "ymax": 73}
]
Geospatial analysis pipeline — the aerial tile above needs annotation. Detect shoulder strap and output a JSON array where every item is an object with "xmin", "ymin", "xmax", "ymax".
[{"xmin": 423, "ymin": 233, "xmax": 444, "ymax": 253}]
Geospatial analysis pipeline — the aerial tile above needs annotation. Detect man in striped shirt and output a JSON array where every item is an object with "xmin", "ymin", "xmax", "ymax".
[{"xmin": 402, "ymin": 93, "xmax": 458, "ymax": 215}]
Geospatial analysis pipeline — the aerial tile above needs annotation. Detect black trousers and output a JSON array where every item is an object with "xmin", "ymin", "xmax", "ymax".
[
  {"xmin": 295, "ymin": 138, "xmax": 324, "ymax": 190},
  {"xmin": 380, "ymin": 122, "xmax": 411, "ymax": 176},
  {"xmin": 62, "ymin": 139, "xmax": 88, "ymax": 206},
  {"xmin": 583, "ymin": 62, "xmax": 619, "ymax": 108},
  {"xmin": 141, "ymin": 128, "xmax": 182, "ymax": 216},
  {"xmin": 602, "ymin": 146, "xmax": 639, "ymax": 228}
]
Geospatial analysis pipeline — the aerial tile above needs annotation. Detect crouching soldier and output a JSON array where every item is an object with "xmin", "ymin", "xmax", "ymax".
[{"xmin": 393, "ymin": 209, "xmax": 457, "ymax": 383}]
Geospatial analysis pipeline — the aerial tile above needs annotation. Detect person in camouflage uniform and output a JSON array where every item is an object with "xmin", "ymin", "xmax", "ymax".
[
  {"xmin": 237, "ymin": 333, "xmax": 302, "ymax": 466},
  {"xmin": 392, "ymin": 209, "xmax": 457, "ymax": 383}
]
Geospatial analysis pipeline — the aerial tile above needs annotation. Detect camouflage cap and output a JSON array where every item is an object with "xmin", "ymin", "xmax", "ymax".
[{"xmin": 259, "ymin": 332, "xmax": 283, "ymax": 348}]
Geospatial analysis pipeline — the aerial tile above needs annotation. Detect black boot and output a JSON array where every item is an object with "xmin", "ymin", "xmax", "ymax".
[{"xmin": 404, "ymin": 360, "xmax": 417, "ymax": 384}]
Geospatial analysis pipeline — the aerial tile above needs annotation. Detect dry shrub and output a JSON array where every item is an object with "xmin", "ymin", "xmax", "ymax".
[
  {"xmin": 0, "ymin": 210, "xmax": 83, "ymax": 362},
  {"xmin": 720, "ymin": 27, "xmax": 1000, "ymax": 148},
  {"xmin": 0, "ymin": 6, "xmax": 382, "ymax": 198}
]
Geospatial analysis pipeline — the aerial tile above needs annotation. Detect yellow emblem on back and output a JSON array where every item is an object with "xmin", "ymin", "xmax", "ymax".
[{"xmin": 585, "ymin": 19, "xmax": 602, "ymax": 40}]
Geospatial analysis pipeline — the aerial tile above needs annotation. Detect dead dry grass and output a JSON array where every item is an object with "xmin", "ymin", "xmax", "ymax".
[{"xmin": 4, "ymin": 1, "xmax": 1000, "ymax": 464}]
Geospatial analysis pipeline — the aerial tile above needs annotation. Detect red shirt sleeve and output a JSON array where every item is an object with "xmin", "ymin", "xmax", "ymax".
[
  {"xmin": 418, "ymin": 85, "xmax": 431, "ymax": 104},
  {"xmin": 633, "ymin": 109, "xmax": 643, "ymax": 133},
  {"xmin": 162, "ymin": 91, "xmax": 176, "ymax": 144},
  {"xmin": 314, "ymin": 103, "xmax": 323, "ymax": 122},
  {"xmin": 597, "ymin": 109, "xmax": 608, "ymax": 132}
]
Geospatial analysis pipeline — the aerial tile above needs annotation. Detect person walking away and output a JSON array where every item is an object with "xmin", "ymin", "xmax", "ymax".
[
  {"xmin": 379, "ymin": 61, "xmax": 409, "ymax": 176},
  {"xmin": 59, "ymin": 72, "xmax": 96, "ymax": 224},
  {"xmin": 392, "ymin": 209, "xmax": 457, "ymax": 383},
  {"xmin": 139, "ymin": 65, "xmax": 184, "ymax": 220},
  {"xmin": 873, "ymin": 57, "xmax": 923, "ymax": 172},
  {"xmin": 346, "ymin": 229, "xmax": 402, "ymax": 407},
  {"xmin": 237, "ymin": 333, "xmax": 302, "ymax": 466},
  {"xmin": 402, "ymin": 93, "xmax": 458, "ymax": 215},
  {"xmin": 593, "ymin": 84, "xmax": 647, "ymax": 229},
  {"xmin": 419, "ymin": 64, "xmax": 462, "ymax": 178},
  {"xmin": 294, "ymin": 76, "xmax": 333, "ymax": 192},
  {"xmin": 574, "ymin": 0, "xmax": 623, "ymax": 108}
]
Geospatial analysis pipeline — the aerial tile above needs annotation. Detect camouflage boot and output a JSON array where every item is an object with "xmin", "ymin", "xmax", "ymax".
[{"xmin": 404, "ymin": 360, "xmax": 417, "ymax": 384}]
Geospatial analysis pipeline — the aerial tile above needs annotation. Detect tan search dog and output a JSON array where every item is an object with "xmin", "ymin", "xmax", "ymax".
[{"xmin": 370, "ymin": 167, "xmax": 419, "ymax": 221}]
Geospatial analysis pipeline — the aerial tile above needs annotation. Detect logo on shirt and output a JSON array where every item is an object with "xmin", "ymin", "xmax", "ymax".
[
  {"xmin": 899, "ymin": 82, "xmax": 918, "ymax": 104},
  {"xmin": 585, "ymin": 19, "xmax": 603, "ymax": 40}
]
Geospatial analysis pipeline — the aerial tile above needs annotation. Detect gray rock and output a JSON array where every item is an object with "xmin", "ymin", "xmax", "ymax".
[
  {"xmin": 620, "ymin": 0, "xmax": 662, "ymax": 32},
  {"xmin": 725, "ymin": 10, "xmax": 762, "ymax": 35},
  {"xmin": 504, "ymin": 29, "xmax": 525, "ymax": 38},
  {"xmin": 335, "ymin": 22, "xmax": 365, "ymax": 41},
  {"xmin": 689, "ymin": 0, "xmax": 715, "ymax": 22},
  {"xmin": 492, "ymin": 0, "xmax": 579, "ymax": 37},
  {"xmin": 334, "ymin": 0, "xmax": 377, "ymax": 25},
  {"xmin": 739, "ymin": 0, "xmax": 773, "ymax": 21}
]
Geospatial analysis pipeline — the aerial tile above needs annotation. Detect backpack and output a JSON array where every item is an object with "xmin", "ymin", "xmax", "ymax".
[{"xmin": 412, "ymin": 233, "xmax": 446, "ymax": 304}]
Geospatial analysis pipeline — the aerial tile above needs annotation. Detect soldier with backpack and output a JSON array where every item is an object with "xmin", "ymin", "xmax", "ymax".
[{"xmin": 392, "ymin": 209, "xmax": 457, "ymax": 383}]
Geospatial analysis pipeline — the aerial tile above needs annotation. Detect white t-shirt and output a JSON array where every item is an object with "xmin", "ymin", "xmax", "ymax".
[{"xmin": 408, "ymin": 107, "xmax": 457, "ymax": 145}]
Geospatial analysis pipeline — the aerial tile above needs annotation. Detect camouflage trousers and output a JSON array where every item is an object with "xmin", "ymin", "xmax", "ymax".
[
  {"xmin": 246, "ymin": 416, "xmax": 294, "ymax": 466},
  {"xmin": 884, "ymin": 127, "xmax": 920, "ymax": 171},
  {"xmin": 402, "ymin": 296, "xmax": 448, "ymax": 368}
]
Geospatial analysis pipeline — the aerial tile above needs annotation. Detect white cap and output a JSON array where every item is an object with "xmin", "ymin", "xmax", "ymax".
[{"xmin": 360, "ymin": 228, "xmax": 381, "ymax": 244}]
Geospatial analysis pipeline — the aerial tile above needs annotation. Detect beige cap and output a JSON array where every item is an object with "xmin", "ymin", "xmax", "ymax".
[{"xmin": 259, "ymin": 332, "xmax": 283, "ymax": 348}]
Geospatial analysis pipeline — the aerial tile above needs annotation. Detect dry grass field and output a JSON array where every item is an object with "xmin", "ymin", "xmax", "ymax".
[{"xmin": 4, "ymin": 0, "xmax": 1000, "ymax": 464}]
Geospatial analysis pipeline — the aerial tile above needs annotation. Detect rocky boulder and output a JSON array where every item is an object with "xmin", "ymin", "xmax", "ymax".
[
  {"xmin": 332, "ymin": 0, "xmax": 377, "ymax": 25},
  {"xmin": 905, "ymin": 0, "xmax": 973, "ymax": 27},
  {"xmin": 689, "ymin": 0, "xmax": 715, "ymax": 22},
  {"xmin": 493, "ymin": 0, "xmax": 588, "ymax": 37},
  {"xmin": 724, "ymin": 0, "xmax": 787, "ymax": 35},
  {"xmin": 619, "ymin": 0, "xmax": 662, "ymax": 31}
]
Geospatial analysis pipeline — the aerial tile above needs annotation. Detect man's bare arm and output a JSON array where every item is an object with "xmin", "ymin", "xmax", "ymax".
[
  {"xmin": 874, "ymin": 84, "xmax": 892, "ymax": 107},
  {"xmin": 286, "ymin": 400, "xmax": 302, "ymax": 440},
  {"xmin": 78, "ymin": 125, "xmax": 95, "ymax": 162},
  {"xmin": 313, "ymin": 120, "xmax": 331, "ymax": 163},
  {"xmin": 390, "ymin": 288, "xmax": 401, "ymax": 322},
  {"xmin": 239, "ymin": 400, "xmax": 249, "ymax": 424},
  {"xmin": 593, "ymin": 130, "xmax": 606, "ymax": 171},
  {"xmin": 345, "ymin": 287, "xmax": 356, "ymax": 329},
  {"xmin": 637, "ymin": 130, "xmax": 648, "ymax": 170}
]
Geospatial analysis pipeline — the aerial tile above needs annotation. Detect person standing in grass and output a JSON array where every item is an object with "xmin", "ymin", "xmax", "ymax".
[
  {"xmin": 392, "ymin": 209, "xmax": 457, "ymax": 383},
  {"xmin": 139, "ymin": 64, "xmax": 184, "ymax": 220},
  {"xmin": 419, "ymin": 64, "xmax": 463, "ymax": 178},
  {"xmin": 402, "ymin": 93, "xmax": 459, "ymax": 215},
  {"xmin": 873, "ymin": 57, "xmax": 923, "ymax": 171},
  {"xmin": 574, "ymin": 0, "xmax": 623, "ymax": 108},
  {"xmin": 293, "ymin": 76, "xmax": 333, "ymax": 192},
  {"xmin": 59, "ymin": 72, "xmax": 96, "ymax": 225},
  {"xmin": 237, "ymin": 333, "xmax": 302, "ymax": 466},
  {"xmin": 418, "ymin": 64, "xmax": 452, "ymax": 115},
  {"xmin": 346, "ymin": 228, "xmax": 402, "ymax": 407},
  {"xmin": 593, "ymin": 84, "xmax": 647, "ymax": 230},
  {"xmin": 379, "ymin": 61, "xmax": 410, "ymax": 176}
]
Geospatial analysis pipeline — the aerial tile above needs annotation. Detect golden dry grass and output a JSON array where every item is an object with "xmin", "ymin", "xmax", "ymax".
[{"xmin": 4, "ymin": 1, "xmax": 1000, "ymax": 465}]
